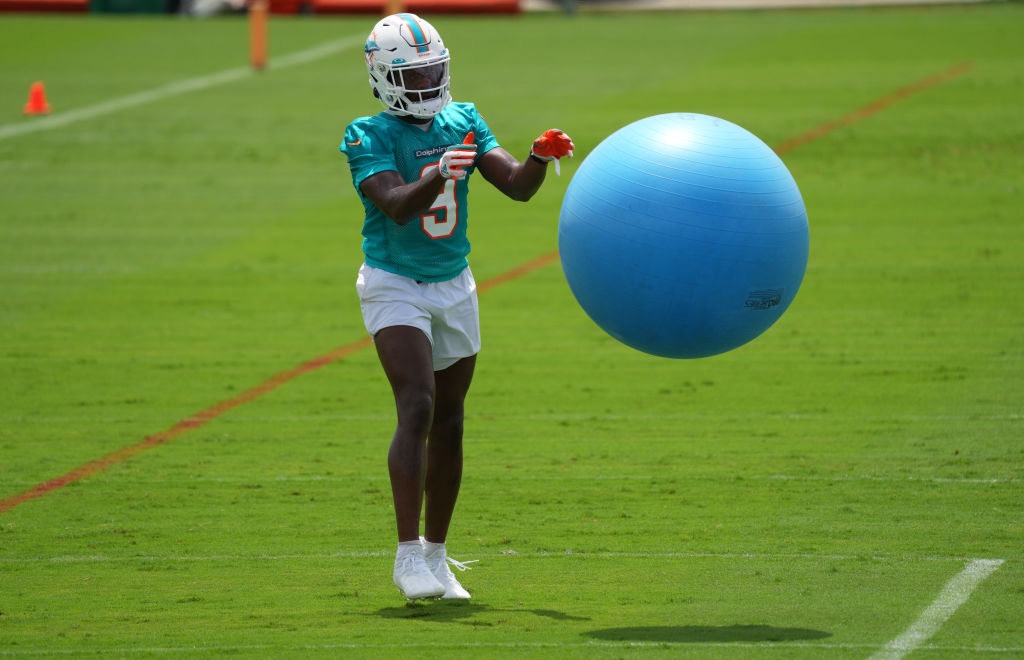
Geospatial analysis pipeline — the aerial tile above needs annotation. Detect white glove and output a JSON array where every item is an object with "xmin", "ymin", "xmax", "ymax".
[{"xmin": 438, "ymin": 145, "xmax": 477, "ymax": 180}]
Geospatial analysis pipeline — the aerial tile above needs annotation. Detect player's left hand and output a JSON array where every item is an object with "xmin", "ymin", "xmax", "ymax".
[
  {"xmin": 531, "ymin": 129, "xmax": 574, "ymax": 175},
  {"xmin": 439, "ymin": 146, "xmax": 477, "ymax": 180},
  {"xmin": 438, "ymin": 132, "xmax": 478, "ymax": 180}
]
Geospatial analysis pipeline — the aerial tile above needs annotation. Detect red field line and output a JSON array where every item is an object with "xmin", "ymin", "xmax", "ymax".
[
  {"xmin": 0, "ymin": 63, "xmax": 972, "ymax": 515},
  {"xmin": 477, "ymin": 251, "xmax": 560, "ymax": 293},
  {"xmin": 0, "ymin": 338, "xmax": 374, "ymax": 515},
  {"xmin": 773, "ymin": 61, "xmax": 973, "ymax": 156}
]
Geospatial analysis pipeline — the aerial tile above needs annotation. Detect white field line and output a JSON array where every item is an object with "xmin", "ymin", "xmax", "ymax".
[
  {"xmin": 2, "ymin": 473, "xmax": 1017, "ymax": 488},
  {"xmin": 0, "ymin": 551, "xmax": 1001, "ymax": 564},
  {"xmin": 759, "ymin": 474, "xmax": 1019, "ymax": 485},
  {"xmin": 866, "ymin": 559, "xmax": 1006, "ymax": 660},
  {"xmin": 0, "ymin": 35, "xmax": 362, "ymax": 143}
]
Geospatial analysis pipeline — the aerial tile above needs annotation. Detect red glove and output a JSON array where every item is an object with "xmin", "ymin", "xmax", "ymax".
[{"xmin": 531, "ymin": 129, "xmax": 574, "ymax": 175}]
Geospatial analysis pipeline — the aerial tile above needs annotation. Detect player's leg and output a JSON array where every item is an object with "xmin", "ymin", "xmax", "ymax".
[
  {"xmin": 373, "ymin": 324, "xmax": 436, "ymax": 543},
  {"xmin": 374, "ymin": 324, "xmax": 447, "ymax": 599},
  {"xmin": 421, "ymin": 355, "xmax": 477, "ymax": 600},
  {"xmin": 423, "ymin": 354, "xmax": 476, "ymax": 544},
  {"xmin": 416, "ymin": 266, "xmax": 480, "ymax": 599}
]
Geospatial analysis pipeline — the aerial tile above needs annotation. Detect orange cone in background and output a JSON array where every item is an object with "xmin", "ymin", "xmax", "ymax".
[{"xmin": 23, "ymin": 82, "xmax": 51, "ymax": 115}]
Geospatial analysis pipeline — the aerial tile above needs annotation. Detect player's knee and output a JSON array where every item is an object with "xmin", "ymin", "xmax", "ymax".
[{"xmin": 397, "ymin": 388, "xmax": 434, "ymax": 436}]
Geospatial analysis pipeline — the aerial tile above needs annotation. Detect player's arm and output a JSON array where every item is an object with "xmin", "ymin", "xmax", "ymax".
[
  {"xmin": 476, "ymin": 147, "xmax": 547, "ymax": 202},
  {"xmin": 359, "ymin": 138, "xmax": 478, "ymax": 225},
  {"xmin": 359, "ymin": 169, "xmax": 447, "ymax": 226},
  {"xmin": 477, "ymin": 129, "xmax": 574, "ymax": 202}
]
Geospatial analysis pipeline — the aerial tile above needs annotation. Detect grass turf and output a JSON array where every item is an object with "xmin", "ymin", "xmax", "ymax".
[{"xmin": 1, "ymin": 4, "xmax": 1022, "ymax": 658}]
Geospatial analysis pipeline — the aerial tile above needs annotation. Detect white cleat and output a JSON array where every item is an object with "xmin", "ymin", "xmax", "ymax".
[
  {"xmin": 393, "ymin": 546, "xmax": 445, "ymax": 600},
  {"xmin": 422, "ymin": 538, "xmax": 476, "ymax": 600}
]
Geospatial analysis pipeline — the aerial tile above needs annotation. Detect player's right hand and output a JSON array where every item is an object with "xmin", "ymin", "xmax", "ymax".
[
  {"xmin": 438, "ymin": 134, "xmax": 478, "ymax": 180},
  {"xmin": 531, "ymin": 129, "xmax": 574, "ymax": 162},
  {"xmin": 531, "ymin": 128, "xmax": 574, "ymax": 175}
]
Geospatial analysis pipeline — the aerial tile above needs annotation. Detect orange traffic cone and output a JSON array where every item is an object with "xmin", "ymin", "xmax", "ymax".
[{"xmin": 23, "ymin": 82, "xmax": 51, "ymax": 115}]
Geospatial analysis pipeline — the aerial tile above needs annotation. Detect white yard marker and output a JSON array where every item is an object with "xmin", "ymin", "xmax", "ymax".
[
  {"xmin": 0, "ymin": 35, "xmax": 362, "ymax": 143},
  {"xmin": 867, "ymin": 558, "xmax": 1004, "ymax": 660}
]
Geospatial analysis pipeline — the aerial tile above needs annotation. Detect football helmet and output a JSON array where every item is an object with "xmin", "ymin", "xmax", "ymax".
[{"xmin": 364, "ymin": 13, "xmax": 451, "ymax": 119}]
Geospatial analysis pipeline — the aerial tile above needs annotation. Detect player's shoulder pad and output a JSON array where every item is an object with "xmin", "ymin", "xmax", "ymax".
[{"xmin": 340, "ymin": 114, "xmax": 393, "ymax": 154}]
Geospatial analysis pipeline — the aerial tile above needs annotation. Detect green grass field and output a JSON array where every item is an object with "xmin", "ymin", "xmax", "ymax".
[{"xmin": 1, "ymin": 4, "xmax": 1022, "ymax": 658}]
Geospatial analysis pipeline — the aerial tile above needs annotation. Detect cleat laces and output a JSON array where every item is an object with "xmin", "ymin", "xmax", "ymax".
[
  {"xmin": 396, "ymin": 553, "xmax": 423, "ymax": 573},
  {"xmin": 445, "ymin": 555, "xmax": 478, "ymax": 573}
]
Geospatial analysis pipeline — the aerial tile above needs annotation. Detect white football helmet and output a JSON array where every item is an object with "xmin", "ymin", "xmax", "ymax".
[{"xmin": 364, "ymin": 13, "xmax": 451, "ymax": 119}]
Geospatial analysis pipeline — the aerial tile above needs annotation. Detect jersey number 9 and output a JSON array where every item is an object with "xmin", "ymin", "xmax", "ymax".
[{"xmin": 420, "ymin": 163, "xmax": 458, "ymax": 239}]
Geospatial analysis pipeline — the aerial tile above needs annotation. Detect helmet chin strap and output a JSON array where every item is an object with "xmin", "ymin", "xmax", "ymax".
[
  {"xmin": 374, "ymin": 85, "xmax": 447, "ymax": 122},
  {"xmin": 382, "ymin": 95, "xmax": 412, "ymax": 116},
  {"xmin": 384, "ymin": 100, "xmax": 434, "ymax": 124}
]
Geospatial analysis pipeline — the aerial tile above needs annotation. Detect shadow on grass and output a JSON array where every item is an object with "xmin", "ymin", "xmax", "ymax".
[
  {"xmin": 373, "ymin": 601, "xmax": 591, "ymax": 626},
  {"xmin": 585, "ymin": 624, "xmax": 832, "ymax": 643}
]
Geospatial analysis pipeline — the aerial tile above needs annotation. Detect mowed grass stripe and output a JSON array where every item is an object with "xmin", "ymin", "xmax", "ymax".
[
  {"xmin": 4, "ymin": 641, "xmax": 1024, "ymax": 656},
  {"xmin": 3, "ymin": 473, "xmax": 1017, "ymax": 488},
  {"xmin": 0, "ymin": 258, "xmax": 555, "ymax": 515},
  {"xmin": 0, "ymin": 60, "xmax": 976, "ymax": 517},
  {"xmin": 0, "ymin": 35, "xmax": 364, "ymax": 143}
]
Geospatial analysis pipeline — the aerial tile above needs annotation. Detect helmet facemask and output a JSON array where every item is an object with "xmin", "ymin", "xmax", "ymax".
[{"xmin": 373, "ymin": 59, "xmax": 450, "ymax": 119}]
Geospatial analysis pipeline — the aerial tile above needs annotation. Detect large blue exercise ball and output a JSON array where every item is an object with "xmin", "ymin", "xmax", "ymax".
[{"xmin": 558, "ymin": 113, "xmax": 809, "ymax": 359}]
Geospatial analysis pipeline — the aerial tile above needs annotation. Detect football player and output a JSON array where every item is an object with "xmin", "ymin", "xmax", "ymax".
[{"xmin": 340, "ymin": 13, "xmax": 573, "ymax": 600}]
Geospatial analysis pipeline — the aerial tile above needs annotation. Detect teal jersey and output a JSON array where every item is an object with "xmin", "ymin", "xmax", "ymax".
[{"xmin": 340, "ymin": 102, "xmax": 500, "ymax": 282}]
